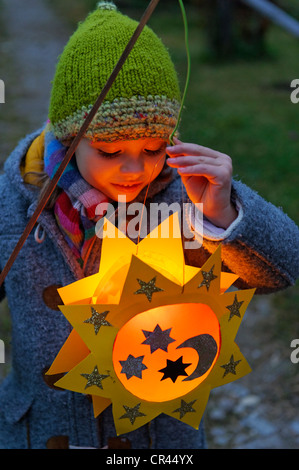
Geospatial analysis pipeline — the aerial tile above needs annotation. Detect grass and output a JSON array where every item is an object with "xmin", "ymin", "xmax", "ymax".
[{"xmin": 184, "ymin": 30, "xmax": 299, "ymax": 224}]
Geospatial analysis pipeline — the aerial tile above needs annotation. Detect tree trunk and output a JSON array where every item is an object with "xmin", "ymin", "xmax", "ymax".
[{"xmin": 207, "ymin": 0, "xmax": 235, "ymax": 58}]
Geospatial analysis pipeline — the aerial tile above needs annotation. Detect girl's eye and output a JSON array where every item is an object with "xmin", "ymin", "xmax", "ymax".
[
  {"xmin": 97, "ymin": 150, "xmax": 121, "ymax": 159},
  {"xmin": 96, "ymin": 144, "xmax": 166, "ymax": 158},
  {"xmin": 144, "ymin": 145, "xmax": 166, "ymax": 156}
]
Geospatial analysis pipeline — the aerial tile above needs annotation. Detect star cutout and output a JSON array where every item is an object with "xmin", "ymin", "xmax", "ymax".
[
  {"xmin": 142, "ymin": 324, "xmax": 175, "ymax": 353},
  {"xmin": 81, "ymin": 365, "xmax": 110, "ymax": 390},
  {"xmin": 134, "ymin": 276, "xmax": 163, "ymax": 302},
  {"xmin": 158, "ymin": 356, "xmax": 191, "ymax": 383},
  {"xmin": 83, "ymin": 307, "xmax": 112, "ymax": 335},
  {"xmin": 173, "ymin": 399, "xmax": 197, "ymax": 419},
  {"xmin": 198, "ymin": 265, "xmax": 218, "ymax": 291},
  {"xmin": 220, "ymin": 355, "xmax": 242, "ymax": 378},
  {"xmin": 119, "ymin": 354, "xmax": 148, "ymax": 379},
  {"xmin": 226, "ymin": 295, "xmax": 244, "ymax": 321},
  {"xmin": 119, "ymin": 403, "xmax": 146, "ymax": 425}
]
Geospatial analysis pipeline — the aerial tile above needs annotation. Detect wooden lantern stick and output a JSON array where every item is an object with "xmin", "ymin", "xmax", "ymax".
[{"xmin": 0, "ymin": 0, "xmax": 161, "ymax": 288}]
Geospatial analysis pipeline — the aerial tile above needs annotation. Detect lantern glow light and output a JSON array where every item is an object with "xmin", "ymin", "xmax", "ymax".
[{"xmin": 47, "ymin": 214, "xmax": 255, "ymax": 435}]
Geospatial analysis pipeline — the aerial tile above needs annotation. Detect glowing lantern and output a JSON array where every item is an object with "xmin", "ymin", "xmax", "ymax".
[{"xmin": 47, "ymin": 214, "xmax": 255, "ymax": 435}]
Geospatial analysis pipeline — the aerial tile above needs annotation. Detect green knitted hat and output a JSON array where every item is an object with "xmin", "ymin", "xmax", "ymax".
[{"xmin": 48, "ymin": 1, "xmax": 181, "ymax": 142}]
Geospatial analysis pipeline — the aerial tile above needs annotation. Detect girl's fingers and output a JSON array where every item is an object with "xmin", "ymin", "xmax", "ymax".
[
  {"xmin": 176, "ymin": 163, "xmax": 232, "ymax": 183},
  {"xmin": 167, "ymin": 155, "xmax": 222, "ymax": 167},
  {"xmin": 167, "ymin": 142, "xmax": 227, "ymax": 159},
  {"xmin": 177, "ymin": 164, "xmax": 217, "ymax": 177}
]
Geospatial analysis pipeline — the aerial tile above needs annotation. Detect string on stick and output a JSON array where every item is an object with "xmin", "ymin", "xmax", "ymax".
[{"xmin": 137, "ymin": 0, "xmax": 191, "ymax": 293}]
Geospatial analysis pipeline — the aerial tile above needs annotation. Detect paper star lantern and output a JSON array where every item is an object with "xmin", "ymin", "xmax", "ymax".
[{"xmin": 47, "ymin": 214, "xmax": 255, "ymax": 435}]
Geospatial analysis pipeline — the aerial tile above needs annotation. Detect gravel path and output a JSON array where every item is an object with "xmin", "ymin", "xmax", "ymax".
[
  {"xmin": 0, "ymin": 0, "xmax": 298, "ymax": 450},
  {"xmin": 1, "ymin": 0, "xmax": 69, "ymax": 132}
]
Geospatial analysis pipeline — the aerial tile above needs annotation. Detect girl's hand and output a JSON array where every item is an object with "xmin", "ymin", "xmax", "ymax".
[{"xmin": 166, "ymin": 137, "xmax": 238, "ymax": 229}]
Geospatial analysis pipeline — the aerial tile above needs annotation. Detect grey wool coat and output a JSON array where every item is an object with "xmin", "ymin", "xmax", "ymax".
[{"xmin": 0, "ymin": 129, "xmax": 298, "ymax": 449}]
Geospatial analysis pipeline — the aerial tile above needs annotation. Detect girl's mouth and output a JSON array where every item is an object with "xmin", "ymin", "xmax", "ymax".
[{"xmin": 111, "ymin": 182, "xmax": 144, "ymax": 193}]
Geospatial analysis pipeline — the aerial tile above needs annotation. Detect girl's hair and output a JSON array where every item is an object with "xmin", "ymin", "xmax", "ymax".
[{"xmin": 22, "ymin": 141, "xmax": 69, "ymax": 209}]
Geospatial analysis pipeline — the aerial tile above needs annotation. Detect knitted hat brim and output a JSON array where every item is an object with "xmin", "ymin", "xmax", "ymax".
[{"xmin": 51, "ymin": 95, "xmax": 180, "ymax": 142}]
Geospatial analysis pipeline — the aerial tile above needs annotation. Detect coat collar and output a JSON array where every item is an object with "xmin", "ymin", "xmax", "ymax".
[{"xmin": 4, "ymin": 129, "xmax": 85, "ymax": 280}]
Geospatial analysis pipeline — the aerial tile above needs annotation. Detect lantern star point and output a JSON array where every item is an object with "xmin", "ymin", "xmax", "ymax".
[
  {"xmin": 173, "ymin": 399, "xmax": 197, "ymax": 419},
  {"xmin": 134, "ymin": 276, "xmax": 163, "ymax": 302},
  {"xmin": 142, "ymin": 324, "xmax": 175, "ymax": 353},
  {"xmin": 159, "ymin": 356, "xmax": 191, "ymax": 383},
  {"xmin": 119, "ymin": 403, "xmax": 146, "ymax": 425},
  {"xmin": 83, "ymin": 307, "xmax": 112, "ymax": 334},
  {"xmin": 81, "ymin": 365, "xmax": 110, "ymax": 390},
  {"xmin": 226, "ymin": 295, "xmax": 244, "ymax": 321},
  {"xmin": 198, "ymin": 265, "xmax": 217, "ymax": 291},
  {"xmin": 220, "ymin": 355, "xmax": 241, "ymax": 378},
  {"xmin": 119, "ymin": 354, "xmax": 148, "ymax": 380}
]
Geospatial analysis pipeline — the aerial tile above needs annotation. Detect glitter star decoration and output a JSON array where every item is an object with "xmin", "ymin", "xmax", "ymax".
[
  {"xmin": 119, "ymin": 403, "xmax": 146, "ymax": 425},
  {"xmin": 134, "ymin": 276, "xmax": 163, "ymax": 302},
  {"xmin": 81, "ymin": 365, "xmax": 110, "ymax": 390},
  {"xmin": 119, "ymin": 354, "xmax": 148, "ymax": 379},
  {"xmin": 198, "ymin": 265, "xmax": 218, "ymax": 291},
  {"xmin": 142, "ymin": 324, "xmax": 175, "ymax": 353},
  {"xmin": 159, "ymin": 356, "xmax": 191, "ymax": 383},
  {"xmin": 226, "ymin": 295, "xmax": 244, "ymax": 321},
  {"xmin": 220, "ymin": 355, "xmax": 242, "ymax": 378},
  {"xmin": 83, "ymin": 307, "xmax": 112, "ymax": 335},
  {"xmin": 173, "ymin": 399, "xmax": 197, "ymax": 419}
]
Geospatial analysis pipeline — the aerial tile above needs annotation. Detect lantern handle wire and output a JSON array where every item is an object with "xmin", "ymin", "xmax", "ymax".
[
  {"xmin": 137, "ymin": 0, "xmax": 191, "ymax": 293},
  {"xmin": 0, "ymin": 0, "xmax": 161, "ymax": 289},
  {"xmin": 169, "ymin": 0, "xmax": 191, "ymax": 146}
]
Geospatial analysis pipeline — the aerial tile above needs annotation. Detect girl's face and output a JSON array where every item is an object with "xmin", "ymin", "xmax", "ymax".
[{"xmin": 75, "ymin": 138, "xmax": 167, "ymax": 201}]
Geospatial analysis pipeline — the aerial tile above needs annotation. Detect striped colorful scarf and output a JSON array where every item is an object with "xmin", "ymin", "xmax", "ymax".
[{"xmin": 44, "ymin": 129, "xmax": 109, "ymax": 267}]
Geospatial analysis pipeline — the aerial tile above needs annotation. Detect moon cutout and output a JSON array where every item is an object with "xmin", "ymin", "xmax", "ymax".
[{"xmin": 176, "ymin": 334, "xmax": 218, "ymax": 381}]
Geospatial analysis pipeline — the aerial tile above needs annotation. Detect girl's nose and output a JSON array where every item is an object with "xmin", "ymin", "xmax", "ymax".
[{"xmin": 120, "ymin": 154, "xmax": 144, "ymax": 175}]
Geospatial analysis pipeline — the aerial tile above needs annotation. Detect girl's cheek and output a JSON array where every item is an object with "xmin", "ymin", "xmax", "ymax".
[
  {"xmin": 155, "ymin": 158, "xmax": 166, "ymax": 178},
  {"xmin": 150, "ymin": 155, "xmax": 165, "ymax": 175}
]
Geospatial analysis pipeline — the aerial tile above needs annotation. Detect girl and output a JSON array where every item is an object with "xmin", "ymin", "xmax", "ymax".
[{"xmin": 0, "ymin": 2, "xmax": 298, "ymax": 449}]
